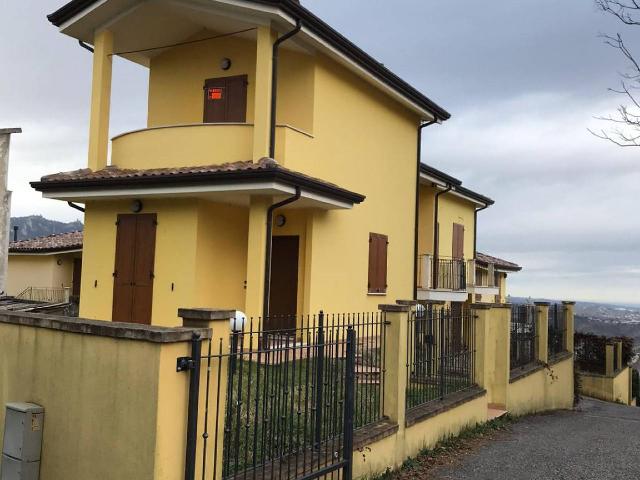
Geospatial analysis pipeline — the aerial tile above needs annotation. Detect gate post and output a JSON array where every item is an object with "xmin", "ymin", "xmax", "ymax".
[
  {"xmin": 179, "ymin": 308, "xmax": 235, "ymax": 480},
  {"xmin": 534, "ymin": 302, "xmax": 549, "ymax": 364},
  {"xmin": 379, "ymin": 304, "xmax": 410, "ymax": 427},
  {"xmin": 180, "ymin": 333, "xmax": 202, "ymax": 480}
]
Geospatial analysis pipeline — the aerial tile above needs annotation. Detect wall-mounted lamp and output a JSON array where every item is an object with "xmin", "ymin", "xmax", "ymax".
[
  {"xmin": 220, "ymin": 57, "xmax": 232, "ymax": 71},
  {"xmin": 130, "ymin": 199, "xmax": 143, "ymax": 213},
  {"xmin": 275, "ymin": 214, "xmax": 287, "ymax": 227}
]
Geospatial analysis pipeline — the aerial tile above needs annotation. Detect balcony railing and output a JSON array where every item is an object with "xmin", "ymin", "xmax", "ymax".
[
  {"xmin": 417, "ymin": 255, "xmax": 467, "ymax": 291},
  {"xmin": 468, "ymin": 260, "xmax": 496, "ymax": 288},
  {"xmin": 16, "ymin": 287, "xmax": 70, "ymax": 304}
]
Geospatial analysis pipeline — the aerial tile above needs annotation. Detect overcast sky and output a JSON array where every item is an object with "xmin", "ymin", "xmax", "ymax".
[{"xmin": 1, "ymin": 0, "xmax": 639, "ymax": 304}]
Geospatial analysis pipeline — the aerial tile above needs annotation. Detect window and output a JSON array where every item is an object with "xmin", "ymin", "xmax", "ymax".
[{"xmin": 368, "ymin": 233, "xmax": 388, "ymax": 294}]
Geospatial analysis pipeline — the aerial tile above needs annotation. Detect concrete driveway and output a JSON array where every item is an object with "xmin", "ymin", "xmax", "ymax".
[{"xmin": 430, "ymin": 398, "xmax": 640, "ymax": 480}]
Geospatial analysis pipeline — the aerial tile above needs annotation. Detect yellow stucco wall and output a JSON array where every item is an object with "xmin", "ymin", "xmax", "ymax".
[
  {"xmin": 0, "ymin": 318, "xmax": 191, "ymax": 480},
  {"xmin": 579, "ymin": 367, "xmax": 632, "ymax": 405},
  {"xmin": 6, "ymin": 252, "xmax": 79, "ymax": 296},
  {"xmin": 352, "ymin": 394, "xmax": 487, "ymax": 479},
  {"xmin": 507, "ymin": 357, "xmax": 574, "ymax": 415},
  {"xmin": 437, "ymin": 194, "xmax": 475, "ymax": 259},
  {"xmin": 80, "ymin": 198, "xmax": 254, "ymax": 327},
  {"xmin": 279, "ymin": 54, "xmax": 420, "ymax": 314}
]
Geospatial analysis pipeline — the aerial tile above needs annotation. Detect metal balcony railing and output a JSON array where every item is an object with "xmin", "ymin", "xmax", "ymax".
[
  {"xmin": 417, "ymin": 255, "xmax": 467, "ymax": 291},
  {"xmin": 468, "ymin": 260, "xmax": 497, "ymax": 288},
  {"xmin": 16, "ymin": 287, "xmax": 70, "ymax": 304}
]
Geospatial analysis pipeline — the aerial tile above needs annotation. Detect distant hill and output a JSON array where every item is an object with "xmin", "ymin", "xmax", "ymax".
[{"xmin": 10, "ymin": 215, "xmax": 83, "ymax": 241}]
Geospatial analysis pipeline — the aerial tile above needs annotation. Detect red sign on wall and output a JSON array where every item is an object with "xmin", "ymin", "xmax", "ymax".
[{"xmin": 208, "ymin": 87, "xmax": 224, "ymax": 100}]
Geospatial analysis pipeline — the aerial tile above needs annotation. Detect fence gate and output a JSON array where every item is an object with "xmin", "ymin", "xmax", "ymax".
[{"xmin": 178, "ymin": 314, "xmax": 356, "ymax": 480}]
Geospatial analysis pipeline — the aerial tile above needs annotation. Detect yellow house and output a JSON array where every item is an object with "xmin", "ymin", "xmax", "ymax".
[
  {"xmin": 415, "ymin": 164, "xmax": 520, "ymax": 305},
  {"xmin": 6, "ymin": 231, "xmax": 82, "ymax": 302},
  {"xmin": 34, "ymin": 0, "xmax": 455, "ymax": 328}
]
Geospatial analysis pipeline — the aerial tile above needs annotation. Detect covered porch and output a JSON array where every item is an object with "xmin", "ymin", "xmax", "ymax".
[{"xmin": 31, "ymin": 158, "xmax": 365, "ymax": 327}]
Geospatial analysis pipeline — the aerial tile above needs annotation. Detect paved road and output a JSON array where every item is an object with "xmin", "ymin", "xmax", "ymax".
[{"xmin": 430, "ymin": 398, "xmax": 640, "ymax": 480}]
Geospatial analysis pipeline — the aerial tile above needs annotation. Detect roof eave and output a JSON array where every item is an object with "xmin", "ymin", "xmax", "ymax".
[{"xmin": 30, "ymin": 168, "xmax": 366, "ymax": 205}]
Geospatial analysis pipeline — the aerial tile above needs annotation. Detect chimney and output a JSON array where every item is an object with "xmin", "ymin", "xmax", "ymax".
[{"xmin": 0, "ymin": 128, "xmax": 21, "ymax": 295}]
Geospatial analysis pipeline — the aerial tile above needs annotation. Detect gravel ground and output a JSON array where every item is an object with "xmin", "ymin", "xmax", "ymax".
[{"xmin": 428, "ymin": 398, "xmax": 640, "ymax": 480}]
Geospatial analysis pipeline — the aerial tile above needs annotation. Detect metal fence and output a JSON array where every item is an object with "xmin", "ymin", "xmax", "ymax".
[
  {"xmin": 406, "ymin": 304, "xmax": 476, "ymax": 410},
  {"xmin": 547, "ymin": 304, "xmax": 566, "ymax": 358},
  {"xmin": 181, "ymin": 311, "xmax": 386, "ymax": 480},
  {"xmin": 510, "ymin": 304, "xmax": 537, "ymax": 370}
]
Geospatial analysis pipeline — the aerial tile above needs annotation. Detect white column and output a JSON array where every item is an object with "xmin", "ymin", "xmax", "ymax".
[{"xmin": 0, "ymin": 128, "xmax": 21, "ymax": 295}]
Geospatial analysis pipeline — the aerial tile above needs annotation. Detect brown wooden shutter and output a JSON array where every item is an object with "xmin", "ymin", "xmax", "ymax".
[
  {"xmin": 203, "ymin": 75, "xmax": 247, "ymax": 123},
  {"xmin": 112, "ymin": 215, "xmax": 137, "ymax": 323},
  {"xmin": 452, "ymin": 223, "xmax": 464, "ymax": 259},
  {"xmin": 368, "ymin": 233, "xmax": 388, "ymax": 294}
]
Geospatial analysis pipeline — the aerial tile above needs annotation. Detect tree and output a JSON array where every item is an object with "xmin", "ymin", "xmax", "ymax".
[{"xmin": 591, "ymin": 1, "xmax": 640, "ymax": 146}]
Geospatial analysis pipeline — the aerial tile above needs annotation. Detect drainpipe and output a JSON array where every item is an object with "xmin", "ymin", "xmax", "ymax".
[
  {"xmin": 269, "ymin": 20, "xmax": 302, "ymax": 159},
  {"xmin": 263, "ymin": 187, "xmax": 302, "ymax": 320},
  {"xmin": 433, "ymin": 184, "xmax": 452, "ymax": 288},
  {"xmin": 473, "ymin": 203, "xmax": 490, "ymax": 259},
  {"xmin": 413, "ymin": 120, "xmax": 438, "ymax": 299}
]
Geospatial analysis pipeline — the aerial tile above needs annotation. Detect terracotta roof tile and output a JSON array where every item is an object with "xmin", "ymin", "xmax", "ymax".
[
  {"xmin": 476, "ymin": 252, "xmax": 521, "ymax": 272},
  {"xmin": 9, "ymin": 231, "xmax": 83, "ymax": 253}
]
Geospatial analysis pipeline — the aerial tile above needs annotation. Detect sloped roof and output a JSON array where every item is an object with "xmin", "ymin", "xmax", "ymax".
[
  {"xmin": 31, "ymin": 158, "xmax": 366, "ymax": 205},
  {"xmin": 9, "ymin": 231, "xmax": 83, "ymax": 254},
  {"xmin": 476, "ymin": 252, "xmax": 521, "ymax": 272},
  {"xmin": 420, "ymin": 164, "xmax": 494, "ymax": 206},
  {"xmin": 47, "ymin": 0, "xmax": 450, "ymax": 121}
]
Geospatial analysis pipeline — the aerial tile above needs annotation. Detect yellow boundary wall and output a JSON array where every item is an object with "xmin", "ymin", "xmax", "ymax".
[
  {"xmin": 580, "ymin": 367, "xmax": 633, "ymax": 405},
  {"xmin": 0, "ymin": 311, "xmax": 207, "ymax": 480}
]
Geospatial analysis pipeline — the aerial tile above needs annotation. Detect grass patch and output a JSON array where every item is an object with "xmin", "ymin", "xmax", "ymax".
[{"xmin": 369, "ymin": 414, "xmax": 515, "ymax": 479}]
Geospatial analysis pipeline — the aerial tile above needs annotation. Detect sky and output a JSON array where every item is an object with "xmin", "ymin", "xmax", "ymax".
[{"xmin": 1, "ymin": 0, "xmax": 639, "ymax": 304}]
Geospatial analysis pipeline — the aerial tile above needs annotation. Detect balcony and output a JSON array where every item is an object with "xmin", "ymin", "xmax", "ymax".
[
  {"xmin": 110, "ymin": 123, "xmax": 254, "ymax": 170},
  {"xmin": 467, "ymin": 259, "xmax": 500, "ymax": 296},
  {"xmin": 110, "ymin": 123, "xmax": 314, "ymax": 171},
  {"xmin": 416, "ymin": 254, "xmax": 469, "ymax": 302}
]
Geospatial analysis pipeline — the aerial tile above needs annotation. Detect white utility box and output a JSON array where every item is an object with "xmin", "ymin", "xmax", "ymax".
[{"xmin": 1, "ymin": 403, "xmax": 44, "ymax": 480}]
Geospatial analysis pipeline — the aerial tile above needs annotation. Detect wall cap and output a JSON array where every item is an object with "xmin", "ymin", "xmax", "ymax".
[
  {"xmin": 562, "ymin": 301, "xmax": 576, "ymax": 305},
  {"xmin": 178, "ymin": 308, "xmax": 237, "ymax": 321},
  {"xmin": 378, "ymin": 304, "xmax": 411, "ymax": 312},
  {"xmin": 471, "ymin": 304, "xmax": 492, "ymax": 310},
  {"xmin": 396, "ymin": 300, "xmax": 418, "ymax": 306},
  {"xmin": 534, "ymin": 302, "xmax": 550, "ymax": 306},
  {"xmin": 0, "ymin": 311, "xmax": 210, "ymax": 343}
]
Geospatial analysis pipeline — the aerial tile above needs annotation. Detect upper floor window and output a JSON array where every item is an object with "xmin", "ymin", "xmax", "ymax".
[
  {"xmin": 203, "ymin": 75, "xmax": 248, "ymax": 123},
  {"xmin": 368, "ymin": 233, "xmax": 388, "ymax": 294}
]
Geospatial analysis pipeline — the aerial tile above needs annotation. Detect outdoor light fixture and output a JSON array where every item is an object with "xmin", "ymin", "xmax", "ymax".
[
  {"xmin": 130, "ymin": 199, "xmax": 143, "ymax": 213},
  {"xmin": 220, "ymin": 57, "xmax": 232, "ymax": 70},
  {"xmin": 275, "ymin": 214, "xmax": 287, "ymax": 227}
]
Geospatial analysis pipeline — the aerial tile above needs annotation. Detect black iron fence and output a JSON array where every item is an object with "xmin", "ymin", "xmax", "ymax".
[
  {"xmin": 510, "ymin": 304, "xmax": 537, "ymax": 370},
  {"xmin": 406, "ymin": 304, "xmax": 476, "ymax": 410},
  {"xmin": 182, "ymin": 311, "xmax": 386, "ymax": 480},
  {"xmin": 547, "ymin": 304, "xmax": 566, "ymax": 358},
  {"xmin": 574, "ymin": 333, "xmax": 634, "ymax": 375},
  {"xmin": 433, "ymin": 257, "xmax": 466, "ymax": 291}
]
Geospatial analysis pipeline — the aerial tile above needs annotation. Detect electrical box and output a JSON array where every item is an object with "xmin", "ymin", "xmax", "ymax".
[{"xmin": 1, "ymin": 403, "xmax": 43, "ymax": 480}]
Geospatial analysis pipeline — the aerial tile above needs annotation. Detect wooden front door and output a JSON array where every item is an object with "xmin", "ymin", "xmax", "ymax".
[
  {"xmin": 203, "ymin": 75, "xmax": 248, "ymax": 123},
  {"xmin": 267, "ymin": 236, "xmax": 299, "ymax": 330},
  {"xmin": 72, "ymin": 258, "xmax": 82, "ymax": 297},
  {"xmin": 112, "ymin": 214, "xmax": 157, "ymax": 325}
]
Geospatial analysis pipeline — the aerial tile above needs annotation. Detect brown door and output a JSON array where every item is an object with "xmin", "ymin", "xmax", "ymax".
[
  {"xmin": 203, "ymin": 75, "xmax": 248, "ymax": 123},
  {"xmin": 72, "ymin": 258, "xmax": 82, "ymax": 297},
  {"xmin": 267, "ymin": 236, "xmax": 299, "ymax": 331},
  {"xmin": 112, "ymin": 214, "xmax": 157, "ymax": 325}
]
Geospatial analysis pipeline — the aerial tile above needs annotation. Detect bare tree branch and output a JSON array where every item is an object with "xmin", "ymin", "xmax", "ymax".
[{"xmin": 594, "ymin": 1, "xmax": 640, "ymax": 147}]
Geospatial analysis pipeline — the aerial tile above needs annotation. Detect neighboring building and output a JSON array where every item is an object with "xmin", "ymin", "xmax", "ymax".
[
  {"xmin": 416, "ymin": 165, "xmax": 521, "ymax": 304},
  {"xmin": 34, "ymin": 0, "xmax": 515, "ymax": 327},
  {"xmin": 7, "ymin": 231, "xmax": 83, "ymax": 301}
]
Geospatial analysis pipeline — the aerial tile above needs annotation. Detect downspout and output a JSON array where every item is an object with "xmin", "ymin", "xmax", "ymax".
[
  {"xmin": 413, "ymin": 119, "xmax": 438, "ymax": 299},
  {"xmin": 269, "ymin": 20, "xmax": 302, "ymax": 159},
  {"xmin": 433, "ymin": 184, "xmax": 452, "ymax": 288},
  {"xmin": 473, "ymin": 203, "xmax": 490, "ymax": 259},
  {"xmin": 263, "ymin": 187, "xmax": 302, "ymax": 320}
]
